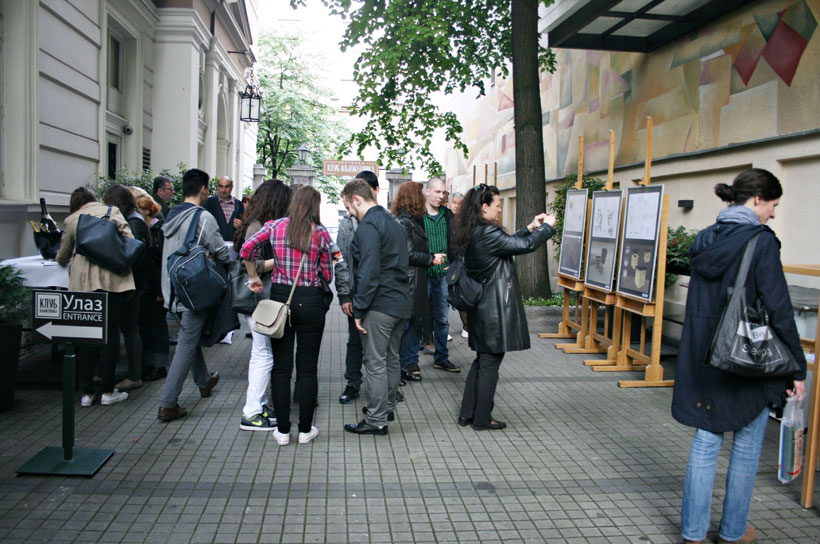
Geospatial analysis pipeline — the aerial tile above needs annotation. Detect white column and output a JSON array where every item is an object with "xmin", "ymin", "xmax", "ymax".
[{"xmin": 200, "ymin": 51, "xmax": 219, "ymax": 175}]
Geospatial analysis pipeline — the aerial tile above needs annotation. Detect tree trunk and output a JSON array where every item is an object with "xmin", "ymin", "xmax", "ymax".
[{"xmin": 511, "ymin": 0, "xmax": 551, "ymax": 298}]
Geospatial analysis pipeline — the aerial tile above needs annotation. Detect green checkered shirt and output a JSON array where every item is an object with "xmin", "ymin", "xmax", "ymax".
[{"xmin": 423, "ymin": 211, "xmax": 448, "ymax": 277}]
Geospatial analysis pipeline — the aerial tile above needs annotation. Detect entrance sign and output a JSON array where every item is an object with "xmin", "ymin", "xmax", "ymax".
[
  {"xmin": 33, "ymin": 290, "xmax": 107, "ymax": 345},
  {"xmin": 322, "ymin": 160, "xmax": 380, "ymax": 177}
]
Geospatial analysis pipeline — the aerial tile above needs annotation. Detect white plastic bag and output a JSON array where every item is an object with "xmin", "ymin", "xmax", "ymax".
[{"xmin": 778, "ymin": 395, "xmax": 805, "ymax": 484}]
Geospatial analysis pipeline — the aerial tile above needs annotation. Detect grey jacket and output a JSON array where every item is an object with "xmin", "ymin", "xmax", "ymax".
[
  {"xmin": 161, "ymin": 204, "xmax": 231, "ymax": 312},
  {"xmin": 334, "ymin": 214, "xmax": 357, "ymax": 305}
]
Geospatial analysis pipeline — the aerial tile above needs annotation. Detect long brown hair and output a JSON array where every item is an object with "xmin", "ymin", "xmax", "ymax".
[
  {"xmin": 233, "ymin": 179, "xmax": 292, "ymax": 252},
  {"xmin": 286, "ymin": 185, "xmax": 322, "ymax": 252},
  {"xmin": 390, "ymin": 182, "xmax": 425, "ymax": 218},
  {"xmin": 452, "ymin": 184, "xmax": 501, "ymax": 251}
]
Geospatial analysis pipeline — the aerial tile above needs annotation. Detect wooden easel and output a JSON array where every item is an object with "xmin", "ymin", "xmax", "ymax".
[
  {"xmin": 589, "ymin": 118, "xmax": 674, "ymax": 387},
  {"xmin": 781, "ymin": 264, "xmax": 820, "ymax": 508},
  {"xmin": 540, "ymin": 136, "xmax": 590, "ymax": 343}
]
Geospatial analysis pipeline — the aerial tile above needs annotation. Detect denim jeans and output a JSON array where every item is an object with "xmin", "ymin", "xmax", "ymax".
[
  {"xmin": 681, "ymin": 407, "xmax": 770, "ymax": 542},
  {"xmin": 426, "ymin": 275, "xmax": 449, "ymax": 363},
  {"xmin": 399, "ymin": 317, "xmax": 422, "ymax": 369}
]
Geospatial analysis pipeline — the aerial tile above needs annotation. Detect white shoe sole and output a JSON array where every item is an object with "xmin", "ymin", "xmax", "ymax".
[
  {"xmin": 81, "ymin": 397, "xmax": 94, "ymax": 407},
  {"xmin": 298, "ymin": 427, "xmax": 319, "ymax": 444},
  {"xmin": 101, "ymin": 393, "xmax": 128, "ymax": 406},
  {"xmin": 271, "ymin": 430, "xmax": 290, "ymax": 445},
  {"xmin": 240, "ymin": 423, "xmax": 274, "ymax": 431}
]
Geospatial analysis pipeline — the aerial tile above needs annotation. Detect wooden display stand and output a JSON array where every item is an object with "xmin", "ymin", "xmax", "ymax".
[{"xmin": 781, "ymin": 264, "xmax": 820, "ymax": 508}]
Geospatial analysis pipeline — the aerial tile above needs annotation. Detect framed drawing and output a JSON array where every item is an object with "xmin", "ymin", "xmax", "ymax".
[
  {"xmin": 584, "ymin": 190, "xmax": 623, "ymax": 291},
  {"xmin": 558, "ymin": 189, "xmax": 588, "ymax": 279},
  {"xmin": 616, "ymin": 185, "xmax": 664, "ymax": 302}
]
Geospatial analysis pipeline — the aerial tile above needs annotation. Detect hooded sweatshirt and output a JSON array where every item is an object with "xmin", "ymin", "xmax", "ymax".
[{"xmin": 161, "ymin": 203, "xmax": 230, "ymax": 312}]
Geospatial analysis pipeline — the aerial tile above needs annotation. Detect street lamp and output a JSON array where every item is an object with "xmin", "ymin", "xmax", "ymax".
[
  {"xmin": 239, "ymin": 83, "xmax": 262, "ymax": 122},
  {"xmin": 296, "ymin": 144, "xmax": 310, "ymax": 164}
]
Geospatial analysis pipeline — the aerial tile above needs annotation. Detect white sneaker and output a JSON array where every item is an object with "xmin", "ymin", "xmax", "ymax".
[
  {"xmin": 81, "ymin": 394, "xmax": 95, "ymax": 407},
  {"xmin": 272, "ymin": 429, "xmax": 290, "ymax": 446},
  {"xmin": 461, "ymin": 330, "xmax": 469, "ymax": 338},
  {"xmin": 298, "ymin": 426, "xmax": 319, "ymax": 444},
  {"xmin": 447, "ymin": 334, "xmax": 453, "ymax": 341},
  {"xmin": 101, "ymin": 390, "xmax": 128, "ymax": 406}
]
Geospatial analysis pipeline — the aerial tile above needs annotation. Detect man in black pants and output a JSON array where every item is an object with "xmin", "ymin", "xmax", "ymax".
[
  {"xmin": 335, "ymin": 171, "xmax": 380, "ymax": 404},
  {"xmin": 341, "ymin": 179, "xmax": 411, "ymax": 435}
]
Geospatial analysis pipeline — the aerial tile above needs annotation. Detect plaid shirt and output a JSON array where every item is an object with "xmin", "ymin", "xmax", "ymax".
[
  {"xmin": 218, "ymin": 197, "xmax": 236, "ymax": 223},
  {"xmin": 240, "ymin": 217, "xmax": 333, "ymax": 288}
]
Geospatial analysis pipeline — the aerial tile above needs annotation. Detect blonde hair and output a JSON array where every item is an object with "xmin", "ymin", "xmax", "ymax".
[{"xmin": 128, "ymin": 186, "xmax": 161, "ymax": 218}]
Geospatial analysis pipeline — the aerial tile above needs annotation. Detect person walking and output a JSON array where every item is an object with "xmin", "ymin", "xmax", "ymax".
[
  {"xmin": 335, "ymin": 171, "xmax": 380, "ymax": 404},
  {"xmin": 422, "ymin": 177, "xmax": 459, "ymax": 372},
  {"xmin": 242, "ymin": 185, "xmax": 333, "ymax": 445},
  {"xmin": 234, "ymin": 179, "xmax": 292, "ymax": 431},
  {"xmin": 205, "ymin": 176, "xmax": 245, "ymax": 242},
  {"xmin": 672, "ymin": 169, "xmax": 806, "ymax": 544},
  {"xmin": 157, "ymin": 169, "xmax": 227, "ymax": 422},
  {"xmin": 56, "ymin": 187, "xmax": 135, "ymax": 408},
  {"xmin": 391, "ymin": 182, "xmax": 445, "ymax": 383},
  {"xmin": 341, "ymin": 179, "xmax": 411, "ymax": 435},
  {"xmin": 453, "ymin": 184, "xmax": 555, "ymax": 430}
]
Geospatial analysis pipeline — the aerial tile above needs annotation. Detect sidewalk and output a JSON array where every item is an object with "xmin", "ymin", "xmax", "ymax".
[{"xmin": 1, "ymin": 303, "xmax": 818, "ymax": 543}]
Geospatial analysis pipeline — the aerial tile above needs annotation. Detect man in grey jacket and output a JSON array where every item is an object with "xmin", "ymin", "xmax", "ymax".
[
  {"xmin": 157, "ymin": 168, "xmax": 229, "ymax": 422},
  {"xmin": 335, "ymin": 170, "xmax": 380, "ymax": 404}
]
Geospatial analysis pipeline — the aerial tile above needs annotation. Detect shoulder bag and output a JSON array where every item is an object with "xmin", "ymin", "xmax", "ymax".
[
  {"xmin": 252, "ymin": 254, "xmax": 306, "ymax": 339},
  {"xmin": 447, "ymin": 256, "xmax": 484, "ymax": 311},
  {"xmin": 167, "ymin": 209, "xmax": 227, "ymax": 312},
  {"xmin": 706, "ymin": 234, "xmax": 801, "ymax": 378},
  {"xmin": 75, "ymin": 206, "xmax": 144, "ymax": 275}
]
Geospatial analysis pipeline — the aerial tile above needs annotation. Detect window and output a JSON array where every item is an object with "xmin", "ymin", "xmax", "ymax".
[
  {"xmin": 142, "ymin": 147, "xmax": 151, "ymax": 172},
  {"xmin": 108, "ymin": 35, "xmax": 121, "ymax": 90},
  {"xmin": 108, "ymin": 142, "xmax": 118, "ymax": 179}
]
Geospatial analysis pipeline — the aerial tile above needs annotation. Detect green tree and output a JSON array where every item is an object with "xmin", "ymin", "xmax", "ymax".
[
  {"xmin": 255, "ymin": 29, "xmax": 348, "ymax": 202},
  {"xmin": 290, "ymin": 0, "xmax": 557, "ymax": 296}
]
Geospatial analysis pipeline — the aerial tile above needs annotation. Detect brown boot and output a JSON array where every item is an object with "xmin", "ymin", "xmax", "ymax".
[
  {"xmin": 199, "ymin": 372, "xmax": 220, "ymax": 398},
  {"xmin": 157, "ymin": 405, "xmax": 188, "ymax": 422},
  {"xmin": 718, "ymin": 526, "xmax": 755, "ymax": 543}
]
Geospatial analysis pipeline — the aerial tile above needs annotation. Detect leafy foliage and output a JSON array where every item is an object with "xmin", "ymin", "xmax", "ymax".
[
  {"xmin": 92, "ymin": 163, "xmax": 191, "ymax": 208},
  {"xmin": 665, "ymin": 225, "xmax": 698, "ymax": 287},
  {"xmin": 0, "ymin": 265, "xmax": 31, "ymax": 325},
  {"xmin": 523, "ymin": 293, "xmax": 576, "ymax": 306},
  {"xmin": 545, "ymin": 174, "xmax": 607, "ymax": 258},
  {"xmin": 255, "ymin": 29, "xmax": 348, "ymax": 202},
  {"xmin": 290, "ymin": 0, "xmax": 556, "ymax": 173}
]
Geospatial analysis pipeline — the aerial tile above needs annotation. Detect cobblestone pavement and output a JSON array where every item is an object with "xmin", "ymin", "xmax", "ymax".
[{"xmin": 1, "ymin": 303, "xmax": 819, "ymax": 543}]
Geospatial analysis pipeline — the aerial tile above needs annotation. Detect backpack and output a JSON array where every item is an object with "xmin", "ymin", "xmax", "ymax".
[
  {"xmin": 167, "ymin": 209, "xmax": 227, "ymax": 312},
  {"xmin": 446, "ymin": 256, "xmax": 484, "ymax": 311}
]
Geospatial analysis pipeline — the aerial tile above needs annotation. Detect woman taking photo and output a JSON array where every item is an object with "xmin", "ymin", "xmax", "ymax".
[
  {"xmin": 391, "ymin": 182, "xmax": 445, "ymax": 383},
  {"xmin": 452, "ymin": 184, "xmax": 555, "ymax": 430},
  {"xmin": 241, "ymin": 185, "xmax": 333, "ymax": 445},
  {"xmin": 233, "ymin": 179, "xmax": 292, "ymax": 431},
  {"xmin": 56, "ymin": 187, "xmax": 135, "ymax": 407},
  {"xmin": 673, "ymin": 169, "xmax": 806, "ymax": 544}
]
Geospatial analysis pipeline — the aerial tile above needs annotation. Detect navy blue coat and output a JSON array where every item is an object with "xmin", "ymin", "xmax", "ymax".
[{"xmin": 671, "ymin": 222, "xmax": 806, "ymax": 433}]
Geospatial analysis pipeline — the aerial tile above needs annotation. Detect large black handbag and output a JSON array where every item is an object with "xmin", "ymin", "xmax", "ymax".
[
  {"xmin": 229, "ymin": 259, "xmax": 271, "ymax": 315},
  {"xmin": 706, "ymin": 234, "xmax": 801, "ymax": 378},
  {"xmin": 75, "ymin": 206, "xmax": 144, "ymax": 275},
  {"xmin": 447, "ymin": 256, "xmax": 484, "ymax": 311},
  {"xmin": 167, "ymin": 209, "xmax": 227, "ymax": 312}
]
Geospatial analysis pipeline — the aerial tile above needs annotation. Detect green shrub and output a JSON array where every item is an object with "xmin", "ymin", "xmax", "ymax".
[{"xmin": 0, "ymin": 265, "xmax": 31, "ymax": 325}]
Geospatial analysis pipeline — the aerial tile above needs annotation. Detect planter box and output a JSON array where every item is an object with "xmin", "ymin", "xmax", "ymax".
[{"xmin": 0, "ymin": 322, "xmax": 22, "ymax": 412}]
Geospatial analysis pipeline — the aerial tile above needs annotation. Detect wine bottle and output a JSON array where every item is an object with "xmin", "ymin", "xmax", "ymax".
[{"xmin": 39, "ymin": 198, "xmax": 59, "ymax": 233}]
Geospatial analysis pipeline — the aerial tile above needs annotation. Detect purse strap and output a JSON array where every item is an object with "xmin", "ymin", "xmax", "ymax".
[
  {"xmin": 730, "ymin": 233, "xmax": 761, "ymax": 298},
  {"xmin": 285, "ymin": 254, "xmax": 307, "ymax": 306}
]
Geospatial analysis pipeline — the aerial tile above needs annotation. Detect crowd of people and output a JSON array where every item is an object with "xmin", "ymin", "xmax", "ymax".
[{"xmin": 54, "ymin": 166, "xmax": 808, "ymax": 543}]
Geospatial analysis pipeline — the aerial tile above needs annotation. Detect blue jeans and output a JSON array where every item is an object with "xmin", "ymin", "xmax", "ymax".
[
  {"xmin": 427, "ymin": 275, "xmax": 449, "ymax": 363},
  {"xmin": 681, "ymin": 407, "xmax": 770, "ymax": 542},
  {"xmin": 399, "ymin": 317, "xmax": 422, "ymax": 369}
]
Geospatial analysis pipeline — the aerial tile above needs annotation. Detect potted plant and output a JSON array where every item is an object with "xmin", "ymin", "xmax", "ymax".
[
  {"xmin": 0, "ymin": 265, "xmax": 31, "ymax": 411},
  {"xmin": 666, "ymin": 226, "xmax": 698, "ymax": 286}
]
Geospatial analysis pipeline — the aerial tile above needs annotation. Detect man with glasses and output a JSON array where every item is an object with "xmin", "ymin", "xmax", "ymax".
[
  {"xmin": 205, "ymin": 176, "xmax": 245, "ymax": 242},
  {"xmin": 153, "ymin": 176, "xmax": 175, "ymax": 219}
]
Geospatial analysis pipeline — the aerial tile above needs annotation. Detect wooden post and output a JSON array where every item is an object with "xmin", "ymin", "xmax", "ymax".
[
  {"xmin": 484, "ymin": 163, "xmax": 488, "ymax": 184},
  {"xmin": 473, "ymin": 165, "xmax": 476, "ymax": 188},
  {"xmin": 641, "ymin": 117, "xmax": 652, "ymax": 186},
  {"xmin": 494, "ymin": 162, "xmax": 498, "ymax": 185}
]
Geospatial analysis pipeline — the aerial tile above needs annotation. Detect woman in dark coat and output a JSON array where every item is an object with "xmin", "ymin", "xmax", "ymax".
[
  {"xmin": 672, "ymin": 169, "xmax": 806, "ymax": 544},
  {"xmin": 453, "ymin": 184, "xmax": 556, "ymax": 430},
  {"xmin": 391, "ymin": 182, "xmax": 445, "ymax": 382}
]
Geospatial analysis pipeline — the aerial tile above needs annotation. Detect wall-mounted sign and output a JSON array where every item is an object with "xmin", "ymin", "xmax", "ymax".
[{"xmin": 322, "ymin": 160, "xmax": 380, "ymax": 177}]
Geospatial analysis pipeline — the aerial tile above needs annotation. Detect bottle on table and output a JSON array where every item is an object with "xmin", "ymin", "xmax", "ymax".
[{"xmin": 39, "ymin": 198, "xmax": 59, "ymax": 233}]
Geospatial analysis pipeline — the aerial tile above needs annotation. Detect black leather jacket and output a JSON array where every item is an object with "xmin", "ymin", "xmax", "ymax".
[
  {"xmin": 397, "ymin": 212, "xmax": 434, "ymax": 318},
  {"xmin": 464, "ymin": 223, "xmax": 554, "ymax": 353}
]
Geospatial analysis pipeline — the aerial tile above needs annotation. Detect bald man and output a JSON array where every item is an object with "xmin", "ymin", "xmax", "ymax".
[{"xmin": 204, "ymin": 176, "xmax": 245, "ymax": 241}]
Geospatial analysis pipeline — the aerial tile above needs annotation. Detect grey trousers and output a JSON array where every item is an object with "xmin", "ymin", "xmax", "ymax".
[
  {"xmin": 361, "ymin": 310, "xmax": 405, "ymax": 427},
  {"xmin": 159, "ymin": 308, "xmax": 212, "ymax": 409}
]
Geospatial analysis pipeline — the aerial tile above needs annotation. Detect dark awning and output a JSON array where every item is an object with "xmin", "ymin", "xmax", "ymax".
[{"xmin": 542, "ymin": 0, "xmax": 751, "ymax": 52}]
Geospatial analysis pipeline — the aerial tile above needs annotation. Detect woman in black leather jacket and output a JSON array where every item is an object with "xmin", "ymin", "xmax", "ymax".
[
  {"xmin": 391, "ymin": 182, "xmax": 445, "ymax": 382},
  {"xmin": 452, "ymin": 184, "xmax": 556, "ymax": 430}
]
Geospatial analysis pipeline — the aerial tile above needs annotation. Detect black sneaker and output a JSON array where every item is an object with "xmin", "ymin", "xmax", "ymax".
[
  {"xmin": 338, "ymin": 385, "xmax": 359, "ymax": 404},
  {"xmin": 409, "ymin": 363, "xmax": 422, "ymax": 376},
  {"xmin": 261, "ymin": 404, "xmax": 277, "ymax": 425},
  {"xmin": 401, "ymin": 369, "xmax": 422, "ymax": 382},
  {"xmin": 240, "ymin": 414, "xmax": 274, "ymax": 431},
  {"xmin": 434, "ymin": 360, "xmax": 461, "ymax": 373}
]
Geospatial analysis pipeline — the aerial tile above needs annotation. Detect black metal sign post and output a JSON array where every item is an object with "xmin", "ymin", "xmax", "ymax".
[{"xmin": 17, "ymin": 290, "xmax": 113, "ymax": 477}]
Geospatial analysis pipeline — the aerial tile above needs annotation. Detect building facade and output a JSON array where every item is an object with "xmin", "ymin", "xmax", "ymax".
[{"xmin": 0, "ymin": 0, "xmax": 259, "ymax": 259}]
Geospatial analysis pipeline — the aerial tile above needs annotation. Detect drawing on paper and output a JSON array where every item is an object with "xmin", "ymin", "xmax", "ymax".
[
  {"xmin": 585, "ymin": 190, "xmax": 623, "ymax": 291},
  {"xmin": 558, "ymin": 189, "xmax": 588, "ymax": 279},
  {"xmin": 617, "ymin": 185, "xmax": 664, "ymax": 301}
]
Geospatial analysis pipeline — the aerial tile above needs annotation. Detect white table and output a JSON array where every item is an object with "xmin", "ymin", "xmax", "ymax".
[{"xmin": 1, "ymin": 255, "xmax": 69, "ymax": 289}]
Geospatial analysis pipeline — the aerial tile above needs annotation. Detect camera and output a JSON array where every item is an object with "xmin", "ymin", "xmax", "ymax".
[{"xmin": 123, "ymin": 125, "xmax": 133, "ymax": 135}]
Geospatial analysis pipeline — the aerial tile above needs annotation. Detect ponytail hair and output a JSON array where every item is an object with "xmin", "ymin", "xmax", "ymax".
[{"xmin": 715, "ymin": 168, "xmax": 782, "ymax": 204}]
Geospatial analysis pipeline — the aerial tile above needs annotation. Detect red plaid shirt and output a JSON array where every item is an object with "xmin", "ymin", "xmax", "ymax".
[{"xmin": 240, "ymin": 217, "xmax": 333, "ymax": 287}]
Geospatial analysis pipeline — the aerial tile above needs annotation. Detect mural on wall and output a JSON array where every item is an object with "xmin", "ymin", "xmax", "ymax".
[{"xmin": 443, "ymin": 0, "xmax": 820, "ymax": 192}]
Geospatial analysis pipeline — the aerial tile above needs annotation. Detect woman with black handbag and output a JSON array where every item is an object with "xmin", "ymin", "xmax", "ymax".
[
  {"xmin": 241, "ymin": 185, "xmax": 333, "ymax": 445},
  {"xmin": 673, "ymin": 169, "xmax": 806, "ymax": 544},
  {"xmin": 56, "ymin": 187, "xmax": 135, "ymax": 407},
  {"xmin": 452, "ymin": 184, "xmax": 555, "ymax": 430},
  {"xmin": 232, "ymin": 179, "xmax": 291, "ymax": 432}
]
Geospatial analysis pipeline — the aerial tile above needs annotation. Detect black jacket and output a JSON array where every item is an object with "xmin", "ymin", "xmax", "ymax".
[
  {"xmin": 127, "ymin": 213, "xmax": 151, "ymax": 295},
  {"xmin": 351, "ymin": 206, "xmax": 411, "ymax": 320},
  {"xmin": 671, "ymin": 222, "xmax": 807, "ymax": 433},
  {"xmin": 464, "ymin": 223, "xmax": 554, "ymax": 353},
  {"xmin": 204, "ymin": 195, "xmax": 245, "ymax": 242},
  {"xmin": 397, "ymin": 212, "xmax": 434, "ymax": 318},
  {"xmin": 418, "ymin": 206, "xmax": 457, "ymax": 264}
]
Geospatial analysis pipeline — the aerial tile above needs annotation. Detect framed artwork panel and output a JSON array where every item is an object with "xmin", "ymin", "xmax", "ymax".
[
  {"xmin": 558, "ymin": 189, "xmax": 588, "ymax": 279},
  {"xmin": 584, "ymin": 190, "xmax": 623, "ymax": 291},
  {"xmin": 616, "ymin": 185, "xmax": 664, "ymax": 301}
]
